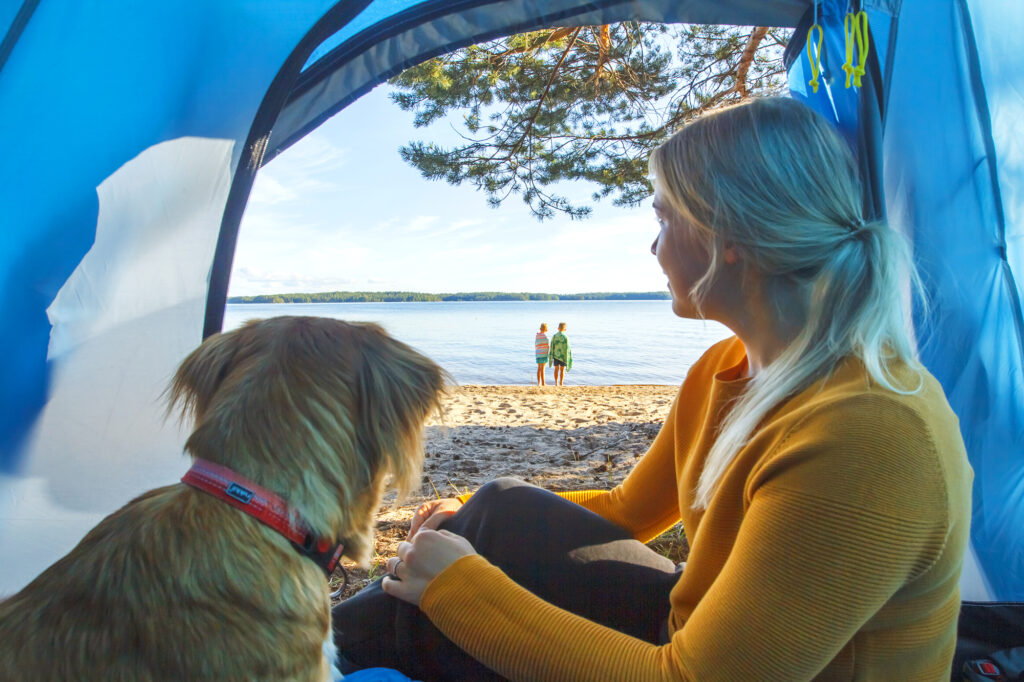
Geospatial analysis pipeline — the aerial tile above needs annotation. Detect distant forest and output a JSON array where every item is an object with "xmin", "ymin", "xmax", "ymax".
[{"xmin": 228, "ymin": 291, "xmax": 670, "ymax": 304}]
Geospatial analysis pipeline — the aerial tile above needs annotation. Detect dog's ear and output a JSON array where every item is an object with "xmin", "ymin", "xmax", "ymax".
[
  {"xmin": 354, "ymin": 325, "xmax": 448, "ymax": 497},
  {"xmin": 166, "ymin": 327, "xmax": 244, "ymax": 425}
]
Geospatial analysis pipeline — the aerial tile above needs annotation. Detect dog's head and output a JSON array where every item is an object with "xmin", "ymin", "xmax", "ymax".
[{"xmin": 168, "ymin": 316, "xmax": 448, "ymax": 565}]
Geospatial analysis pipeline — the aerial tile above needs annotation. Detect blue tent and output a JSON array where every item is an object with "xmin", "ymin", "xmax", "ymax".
[{"xmin": 1, "ymin": 0, "xmax": 1021, "ymax": 612}]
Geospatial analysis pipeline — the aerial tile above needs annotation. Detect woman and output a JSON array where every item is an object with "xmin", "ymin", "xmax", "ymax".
[
  {"xmin": 333, "ymin": 98, "xmax": 971, "ymax": 681},
  {"xmin": 549, "ymin": 322, "xmax": 573, "ymax": 386},
  {"xmin": 535, "ymin": 322, "xmax": 550, "ymax": 386}
]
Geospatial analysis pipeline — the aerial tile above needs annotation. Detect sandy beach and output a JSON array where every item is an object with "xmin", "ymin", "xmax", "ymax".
[{"xmin": 333, "ymin": 384, "xmax": 686, "ymax": 600}]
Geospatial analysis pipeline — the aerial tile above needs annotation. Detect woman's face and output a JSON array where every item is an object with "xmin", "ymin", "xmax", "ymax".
[{"xmin": 651, "ymin": 189, "xmax": 713, "ymax": 320}]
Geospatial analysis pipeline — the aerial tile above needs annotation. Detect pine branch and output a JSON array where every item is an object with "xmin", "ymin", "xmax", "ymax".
[
  {"xmin": 484, "ymin": 27, "xmax": 578, "ymax": 63},
  {"xmin": 389, "ymin": 22, "xmax": 791, "ymax": 219},
  {"xmin": 504, "ymin": 27, "xmax": 583, "ymax": 163}
]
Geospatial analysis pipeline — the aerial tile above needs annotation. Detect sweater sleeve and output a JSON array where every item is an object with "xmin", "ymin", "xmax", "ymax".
[
  {"xmin": 422, "ymin": 555, "xmax": 693, "ymax": 681},
  {"xmin": 421, "ymin": 397, "xmax": 954, "ymax": 682}
]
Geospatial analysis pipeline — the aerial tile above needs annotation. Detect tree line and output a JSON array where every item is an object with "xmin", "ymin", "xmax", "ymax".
[{"xmin": 228, "ymin": 291, "xmax": 670, "ymax": 304}]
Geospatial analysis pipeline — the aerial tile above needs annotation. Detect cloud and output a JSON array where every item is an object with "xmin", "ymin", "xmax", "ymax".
[
  {"xmin": 430, "ymin": 218, "xmax": 483, "ymax": 236},
  {"xmin": 249, "ymin": 131, "xmax": 349, "ymax": 205},
  {"xmin": 443, "ymin": 244, "xmax": 495, "ymax": 258},
  {"xmin": 401, "ymin": 215, "xmax": 440, "ymax": 233},
  {"xmin": 452, "ymin": 227, "xmax": 489, "ymax": 241},
  {"xmin": 370, "ymin": 217, "xmax": 401, "ymax": 233},
  {"xmin": 248, "ymin": 173, "xmax": 298, "ymax": 205},
  {"xmin": 230, "ymin": 267, "xmax": 359, "ymax": 295},
  {"xmin": 265, "ymin": 130, "xmax": 348, "ymax": 176}
]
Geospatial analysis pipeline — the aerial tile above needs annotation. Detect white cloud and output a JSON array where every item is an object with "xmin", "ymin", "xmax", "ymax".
[
  {"xmin": 231, "ymin": 266, "xmax": 363, "ymax": 295},
  {"xmin": 250, "ymin": 131, "xmax": 349, "ymax": 203},
  {"xmin": 427, "ymin": 218, "xmax": 484, "ymax": 236},
  {"xmin": 401, "ymin": 215, "xmax": 440, "ymax": 233},
  {"xmin": 266, "ymin": 130, "xmax": 347, "ymax": 174},
  {"xmin": 248, "ymin": 173, "xmax": 298, "ymax": 205}
]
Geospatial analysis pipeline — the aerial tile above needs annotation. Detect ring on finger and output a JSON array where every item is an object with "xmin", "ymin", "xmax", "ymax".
[{"xmin": 389, "ymin": 558, "xmax": 403, "ymax": 581}]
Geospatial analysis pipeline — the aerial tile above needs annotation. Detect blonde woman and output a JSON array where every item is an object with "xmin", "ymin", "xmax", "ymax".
[{"xmin": 335, "ymin": 98, "xmax": 972, "ymax": 681}]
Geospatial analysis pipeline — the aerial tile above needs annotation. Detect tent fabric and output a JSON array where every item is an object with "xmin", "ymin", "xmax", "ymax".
[
  {"xmin": 784, "ymin": 0, "xmax": 889, "ymax": 220},
  {"xmin": 0, "ymin": 1, "xmax": 39, "ymax": 73},
  {"xmin": 0, "ymin": 0, "xmax": 339, "ymax": 593},
  {"xmin": 879, "ymin": 0, "xmax": 1024, "ymax": 601},
  {"xmin": 0, "ymin": 0, "xmax": 1021, "ymax": 609},
  {"xmin": 785, "ymin": 0, "xmax": 1024, "ymax": 602}
]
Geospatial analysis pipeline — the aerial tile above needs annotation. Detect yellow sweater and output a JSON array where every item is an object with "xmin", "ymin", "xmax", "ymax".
[{"xmin": 422, "ymin": 338, "xmax": 972, "ymax": 681}]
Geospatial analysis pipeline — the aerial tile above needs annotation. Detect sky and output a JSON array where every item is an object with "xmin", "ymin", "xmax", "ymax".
[{"xmin": 228, "ymin": 85, "xmax": 668, "ymax": 297}]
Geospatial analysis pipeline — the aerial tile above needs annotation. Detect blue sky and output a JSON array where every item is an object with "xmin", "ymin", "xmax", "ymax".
[{"xmin": 228, "ymin": 85, "xmax": 668, "ymax": 296}]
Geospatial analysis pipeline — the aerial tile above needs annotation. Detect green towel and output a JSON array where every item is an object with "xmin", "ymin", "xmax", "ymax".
[{"xmin": 549, "ymin": 331, "xmax": 572, "ymax": 371}]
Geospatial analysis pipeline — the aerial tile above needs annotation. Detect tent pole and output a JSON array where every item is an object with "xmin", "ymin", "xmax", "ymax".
[{"xmin": 203, "ymin": 0, "xmax": 374, "ymax": 338}]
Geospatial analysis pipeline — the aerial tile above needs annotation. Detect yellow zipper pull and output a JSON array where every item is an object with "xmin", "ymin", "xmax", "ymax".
[
  {"xmin": 807, "ymin": 23, "xmax": 824, "ymax": 94},
  {"xmin": 852, "ymin": 10, "xmax": 870, "ymax": 87}
]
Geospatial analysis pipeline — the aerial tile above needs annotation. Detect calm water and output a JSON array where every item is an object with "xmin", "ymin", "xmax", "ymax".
[{"xmin": 224, "ymin": 300, "xmax": 733, "ymax": 386}]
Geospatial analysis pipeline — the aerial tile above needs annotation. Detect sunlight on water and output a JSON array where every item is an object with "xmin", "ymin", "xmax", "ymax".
[{"xmin": 224, "ymin": 300, "xmax": 733, "ymax": 386}]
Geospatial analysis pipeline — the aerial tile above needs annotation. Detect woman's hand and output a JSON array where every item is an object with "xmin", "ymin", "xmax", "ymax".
[
  {"xmin": 381, "ymin": 529, "xmax": 477, "ymax": 606},
  {"xmin": 408, "ymin": 498, "xmax": 463, "ymax": 539}
]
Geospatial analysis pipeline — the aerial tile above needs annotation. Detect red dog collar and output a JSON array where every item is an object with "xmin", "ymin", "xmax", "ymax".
[{"xmin": 181, "ymin": 458, "xmax": 345, "ymax": 576}]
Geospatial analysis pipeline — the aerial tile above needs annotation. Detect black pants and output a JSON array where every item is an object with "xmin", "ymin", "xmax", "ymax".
[{"xmin": 332, "ymin": 478, "xmax": 679, "ymax": 681}]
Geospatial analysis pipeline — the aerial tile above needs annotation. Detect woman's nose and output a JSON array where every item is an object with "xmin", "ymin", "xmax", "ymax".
[{"xmin": 651, "ymin": 236, "xmax": 659, "ymax": 256}]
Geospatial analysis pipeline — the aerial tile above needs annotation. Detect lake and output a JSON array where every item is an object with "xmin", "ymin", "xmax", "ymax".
[{"xmin": 224, "ymin": 300, "xmax": 733, "ymax": 386}]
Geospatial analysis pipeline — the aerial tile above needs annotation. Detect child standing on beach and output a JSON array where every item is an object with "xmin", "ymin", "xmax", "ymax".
[
  {"xmin": 549, "ymin": 322, "xmax": 572, "ymax": 387},
  {"xmin": 534, "ymin": 323, "xmax": 549, "ymax": 386}
]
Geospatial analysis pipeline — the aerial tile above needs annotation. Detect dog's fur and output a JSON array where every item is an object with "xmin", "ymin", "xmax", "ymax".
[{"xmin": 0, "ymin": 316, "xmax": 447, "ymax": 681}]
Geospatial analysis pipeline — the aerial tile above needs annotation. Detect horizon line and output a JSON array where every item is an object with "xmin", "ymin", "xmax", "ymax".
[{"xmin": 228, "ymin": 289, "xmax": 670, "ymax": 302}]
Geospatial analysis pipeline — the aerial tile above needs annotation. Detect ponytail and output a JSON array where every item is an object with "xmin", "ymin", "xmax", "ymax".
[{"xmin": 650, "ymin": 98, "xmax": 925, "ymax": 510}]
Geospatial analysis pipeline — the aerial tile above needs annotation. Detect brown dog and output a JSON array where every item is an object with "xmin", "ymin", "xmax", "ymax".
[{"xmin": 0, "ymin": 316, "xmax": 447, "ymax": 681}]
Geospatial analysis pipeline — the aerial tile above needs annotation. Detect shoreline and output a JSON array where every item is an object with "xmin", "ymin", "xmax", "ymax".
[{"xmin": 227, "ymin": 292, "xmax": 671, "ymax": 304}]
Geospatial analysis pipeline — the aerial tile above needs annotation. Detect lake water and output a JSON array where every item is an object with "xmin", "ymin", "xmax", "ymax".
[{"xmin": 224, "ymin": 300, "xmax": 733, "ymax": 386}]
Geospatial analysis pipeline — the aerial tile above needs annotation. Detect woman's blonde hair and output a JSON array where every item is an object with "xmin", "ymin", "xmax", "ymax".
[{"xmin": 649, "ymin": 97, "xmax": 924, "ymax": 510}]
